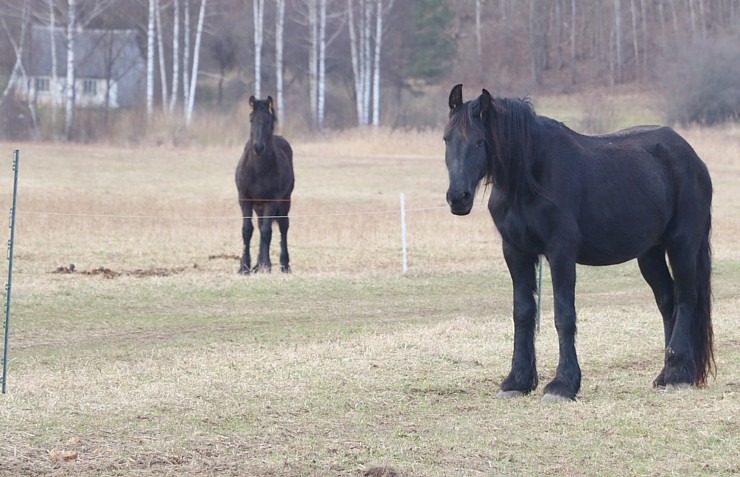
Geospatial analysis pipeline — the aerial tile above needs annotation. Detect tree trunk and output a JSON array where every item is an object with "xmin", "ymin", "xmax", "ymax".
[
  {"xmin": 318, "ymin": 0, "xmax": 327, "ymax": 130},
  {"xmin": 155, "ymin": 0, "xmax": 169, "ymax": 110},
  {"xmin": 527, "ymin": 0, "xmax": 548, "ymax": 86},
  {"xmin": 275, "ymin": 0, "xmax": 285, "ymax": 120},
  {"xmin": 307, "ymin": 0, "xmax": 318, "ymax": 128},
  {"xmin": 185, "ymin": 0, "xmax": 207, "ymax": 125},
  {"xmin": 371, "ymin": 0, "xmax": 382, "ymax": 126},
  {"xmin": 146, "ymin": 0, "xmax": 155, "ymax": 120},
  {"xmin": 49, "ymin": 0, "xmax": 59, "ymax": 136},
  {"xmin": 183, "ymin": 0, "xmax": 191, "ymax": 112},
  {"xmin": 253, "ymin": 0, "xmax": 264, "ymax": 98},
  {"xmin": 65, "ymin": 0, "xmax": 77, "ymax": 140},
  {"xmin": 475, "ymin": 0, "xmax": 482, "ymax": 60},
  {"xmin": 614, "ymin": 0, "xmax": 623, "ymax": 84},
  {"xmin": 362, "ymin": 0, "xmax": 372, "ymax": 125},
  {"xmin": 169, "ymin": 0, "xmax": 180, "ymax": 113},
  {"xmin": 630, "ymin": 0, "xmax": 639, "ymax": 80},
  {"xmin": 348, "ymin": 0, "xmax": 364, "ymax": 125},
  {"xmin": 571, "ymin": 0, "xmax": 577, "ymax": 84}
]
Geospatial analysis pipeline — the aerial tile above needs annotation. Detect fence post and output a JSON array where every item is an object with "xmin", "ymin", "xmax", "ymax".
[
  {"xmin": 2, "ymin": 150, "xmax": 19, "ymax": 394},
  {"xmin": 400, "ymin": 193, "xmax": 407, "ymax": 274}
]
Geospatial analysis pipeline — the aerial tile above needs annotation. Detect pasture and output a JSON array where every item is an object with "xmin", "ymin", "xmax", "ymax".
[{"xmin": 0, "ymin": 123, "xmax": 738, "ymax": 476}]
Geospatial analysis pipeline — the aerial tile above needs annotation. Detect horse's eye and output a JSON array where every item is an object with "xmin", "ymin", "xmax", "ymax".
[{"xmin": 476, "ymin": 139, "xmax": 485, "ymax": 148}]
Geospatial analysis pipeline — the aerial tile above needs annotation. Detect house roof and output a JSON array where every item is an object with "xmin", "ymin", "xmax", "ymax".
[{"xmin": 28, "ymin": 24, "xmax": 145, "ymax": 79}]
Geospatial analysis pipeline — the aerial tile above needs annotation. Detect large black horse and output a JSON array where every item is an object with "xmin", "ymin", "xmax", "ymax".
[
  {"xmin": 444, "ymin": 84, "xmax": 714, "ymax": 401},
  {"xmin": 235, "ymin": 95, "xmax": 294, "ymax": 274}
]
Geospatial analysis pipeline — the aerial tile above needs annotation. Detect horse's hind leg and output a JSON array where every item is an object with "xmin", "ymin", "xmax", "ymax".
[
  {"xmin": 277, "ymin": 214, "xmax": 290, "ymax": 273},
  {"xmin": 637, "ymin": 246, "xmax": 675, "ymax": 388},
  {"xmin": 239, "ymin": 201, "xmax": 254, "ymax": 274},
  {"xmin": 663, "ymin": 239, "xmax": 702, "ymax": 387}
]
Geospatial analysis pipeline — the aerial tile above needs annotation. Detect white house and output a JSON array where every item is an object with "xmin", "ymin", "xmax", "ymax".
[{"xmin": 20, "ymin": 25, "xmax": 145, "ymax": 108}]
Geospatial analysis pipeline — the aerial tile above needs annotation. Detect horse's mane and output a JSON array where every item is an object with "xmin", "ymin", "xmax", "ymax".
[{"xmin": 484, "ymin": 96, "xmax": 542, "ymax": 202}]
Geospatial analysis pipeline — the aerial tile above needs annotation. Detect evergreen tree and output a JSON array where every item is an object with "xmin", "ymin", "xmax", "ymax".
[{"xmin": 403, "ymin": 0, "xmax": 456, "ymax": 85}]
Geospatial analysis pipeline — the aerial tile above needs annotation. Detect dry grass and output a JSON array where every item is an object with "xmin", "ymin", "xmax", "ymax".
[{"xmin": 0, "ymin": 119, "xmax": 738, "ymax": 476}]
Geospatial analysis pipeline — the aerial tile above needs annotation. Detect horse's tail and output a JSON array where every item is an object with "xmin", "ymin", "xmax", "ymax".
[{"xmin": 693, "ymin": 213, "xmax": 715, "ymax": 386}]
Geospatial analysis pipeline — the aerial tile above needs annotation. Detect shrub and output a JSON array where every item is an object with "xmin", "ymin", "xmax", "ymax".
[{"xmin": 661, "ymin": 35, "xmax": 740, "ymax": 126}]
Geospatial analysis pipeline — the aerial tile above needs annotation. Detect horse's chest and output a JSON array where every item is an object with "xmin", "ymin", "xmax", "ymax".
[{"xmin": 490, "ymin": 203, "xmax": 543, "ymax": 253}]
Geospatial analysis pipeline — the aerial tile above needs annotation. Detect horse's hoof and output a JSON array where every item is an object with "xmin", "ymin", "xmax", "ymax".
[
  {"xmin": 496, "ymin": 390, "xmax": 525, "ymax": 399},
  {"xmin": 542, "ymin": 393, "xmax": 574, "ymax": 403},
  {"xmin": 664, "ymin": 382, "xmax": 691, "ymax": 392},
  {"xmin": 280, "ymin": 266, "xmax": 291, "ymax": 273}
]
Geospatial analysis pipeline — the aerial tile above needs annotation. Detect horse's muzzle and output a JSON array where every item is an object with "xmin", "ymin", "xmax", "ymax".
[{"xmin": 447, "ymin": 190, "xmax": 473, "ymax": 215}]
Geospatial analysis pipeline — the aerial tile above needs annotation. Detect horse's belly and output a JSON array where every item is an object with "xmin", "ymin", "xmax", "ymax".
[{"xmin": 577, "ymin": 216, "xmax": 665, "ymax": 265}]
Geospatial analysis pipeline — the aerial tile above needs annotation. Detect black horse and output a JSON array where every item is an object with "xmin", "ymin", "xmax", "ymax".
[
  {"xmin": 235, "ymin": 95, "xmax": 294, "ymax": 273},
  {"xmin": 444, "ymin": 84, "xmax": 714, "ymax": 401}
]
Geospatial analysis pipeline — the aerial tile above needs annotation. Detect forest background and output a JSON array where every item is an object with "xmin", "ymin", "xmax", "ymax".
[{"xmin": 1, "ymin": 0, "xmax": 740, "ymax": 145}]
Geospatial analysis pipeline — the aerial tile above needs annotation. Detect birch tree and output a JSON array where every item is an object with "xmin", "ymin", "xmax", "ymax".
[
  {"xmin": 185, "ymin": 0, "xmax": 207, "ymax": 125},
  {"xmin": 65, "ymin": 0, "xmax": 77, "ymax": 139},
  {"xmin": 275, "ymin": 0, "xmax": 286, "ymax": 119},
  {"xmin": 253, "ymin": 0, "xmax": 265, "ymax": 98},
  {"xmin": 371, "ymin": 0, "xmax": 382, "ymax": 126},
  {"xmin": 614, "ymin": 0, "xmax": 623, "ymax": 84},
  {"xmin": 348, "ymin": 0, "xmax": 393, "ymax": 127},
  {"xmin": 146, "ymin": 0, "xmax": 155, "ymax": 120},
  {"xmin": 49, "ymin": 0, "xmax": 60, "ymax": 133},
  {"xmin": 183, "ymin": 0, "xmax": 191, "ymax": 110},
  {"xmin": 169, "ymin": 0, "xmax": 180, "ymax": 113},
  {"xmin": 155, "ymin": 0, "xmax": 169, "ymax": 110}
]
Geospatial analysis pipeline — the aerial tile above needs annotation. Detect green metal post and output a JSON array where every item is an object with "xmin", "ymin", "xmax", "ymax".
[
  {"xmin": 536, "ymin": 255, "xmax": 543, "ymax": 334},
  {"xmin": 2, "ymin": 150, "xmax": 19, "ymax": 394}
]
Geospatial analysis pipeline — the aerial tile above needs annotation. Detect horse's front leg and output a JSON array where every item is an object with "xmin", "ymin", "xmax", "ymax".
[
  {"xmin": 498, "ymin": 242, "xmax": 539, "ymax": 398},
  {"xmin": 543, "ymin": 247, "xmax": 581, "ymax": 401},
  {"xmin": 277, "ymin": 213, "xmax": 290, "ymax": 273},
  {"xmin": 255, "ymin": 210, "xmax": 274, "ymax": 273},
  {"xmin": 238, "ymin": 201, "xmax": 253, "ymax": 274}
]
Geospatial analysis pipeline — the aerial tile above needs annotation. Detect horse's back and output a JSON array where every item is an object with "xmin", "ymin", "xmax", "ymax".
[{"xmin": 553, "ymin": 124, "xmax": 710, "ymax": 264}]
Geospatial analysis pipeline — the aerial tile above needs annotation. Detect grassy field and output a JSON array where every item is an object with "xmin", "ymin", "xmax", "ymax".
[{"xmin": 0, "ymin": 118, "xmax": 738, "ymax": 475}]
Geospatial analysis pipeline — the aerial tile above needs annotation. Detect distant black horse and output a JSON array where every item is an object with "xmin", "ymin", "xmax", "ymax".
[
  {"xmin": 444, "ymin": 84, "xmax": 714, "ymax": 401},
  {"xmin": 235, "ymin": 95, "xmax": 294, "ymax": 273}
]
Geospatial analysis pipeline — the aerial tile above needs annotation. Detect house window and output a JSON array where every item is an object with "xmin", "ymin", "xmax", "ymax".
[
  {"xmin": 82, "ymin": 79, "xmax": 97, "ymax": 96},
  {"xmin": 35, "ymin": 78, "xmax": 50, "ymax": 92}
]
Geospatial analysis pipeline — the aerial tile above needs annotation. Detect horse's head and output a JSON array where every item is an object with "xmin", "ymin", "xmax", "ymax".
[
  {"xmin": 444, "ymin": 84, "xmax": 493, "ymax": 215},
  {"xmin": 248, "ymin": 95, "xmax": 276, "ymax": 155}
]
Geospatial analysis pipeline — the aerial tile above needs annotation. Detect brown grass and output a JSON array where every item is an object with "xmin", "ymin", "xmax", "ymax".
[{"xmin": 0, "ymin": 117, "xmax": 738, "ymax": 476}]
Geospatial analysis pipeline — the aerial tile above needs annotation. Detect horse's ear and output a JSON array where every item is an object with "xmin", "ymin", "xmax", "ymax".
[
  {"xmin": 267, "ymin": 96, "xmax": 274, "ymax": 115},
  {"xmin": 449, "ymin": 84, "xmax": 463, "ymax": 111},
  {"xmin": 249, "ymin": 95, "xmax": 256, "ymax": 110},
  {"xmin": 480, "ymin": 89, "xmax": 492, "ymax": 118}
]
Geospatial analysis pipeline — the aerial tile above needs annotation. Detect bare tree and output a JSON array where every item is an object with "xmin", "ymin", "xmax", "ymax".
[
  {"xmin": 614, "ymin": 0, "xmax": 623, "ymax": 84},
  {"xmin": 49, "ymin": 0, "xmax": 60, "ymax": 133},
  {"xmin": 275, "ymin": 0, "xmax": 286, "ymax": 119},
  {"xmin": 183, "ymin": 0, "xmax": 191, "ymax": 110},
  {"xmin": 0, "ymin": 2, "xmax": 38, "ymax": 136},
  {"xmin": 347, "ymin": 0, "xmax": 391, "ymax": 126},
  {"xmin": 146, "ymin": 0, "xmax": 155, "ymax": 120},
  {"xmin": 155, "ymin": 0, "xmax": 169, "ymax": 110},
  {"xmin": 253, "ymin": 0, "xmax": 265, "ymax": 98},
  {"xmin": 184, "ymin": 0, "xmax": 207, "ymax": 125},
  {"xmin": 65, "ymin": 0, "xmax": 77, "ymax": 139},
  {"xmin": 169, "ymin": 0, "xmax": 180, "ymax": 113},
  {"xmin": 527, "ymin": 0, "xmax": 549, "ymax": 86}
]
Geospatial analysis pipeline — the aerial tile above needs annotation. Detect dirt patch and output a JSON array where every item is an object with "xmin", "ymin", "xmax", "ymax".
[
  {"xmin": 52, "ymin": 263, "xmax": 196, "ymax": 279},
  {"xmin": 208, "ymin": 253, "xmax": 240, "ymax": 260}
]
